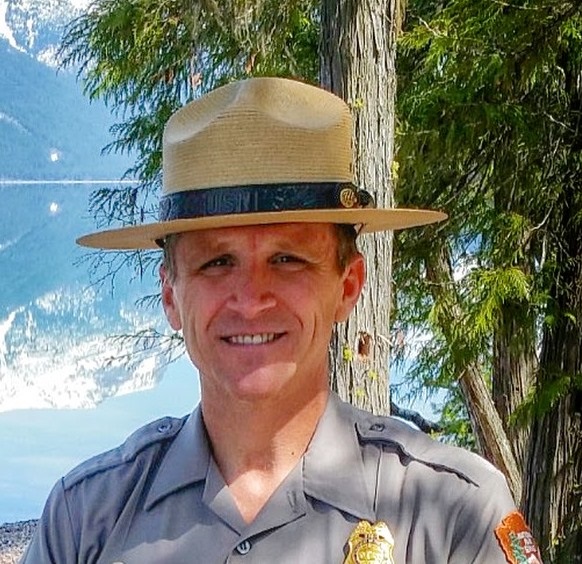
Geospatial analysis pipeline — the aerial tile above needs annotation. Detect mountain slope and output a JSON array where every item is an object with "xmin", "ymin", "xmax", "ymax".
[
  {"xmin": 0, "ymin": 1, "xmax": 170, "ymax": 412},
  {"xmin": 0, "ymin": 0, "xmax": 131, "ymax": 180},
  {"xmin": 0, "ymin": 183, "xmax": 171, "ymax": 412},
  {"xmin": 0, "ymin": 38, "xmax": 131, "ymax": 180}
]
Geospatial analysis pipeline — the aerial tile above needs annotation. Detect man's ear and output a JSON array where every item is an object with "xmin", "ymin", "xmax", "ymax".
[
  {"xmin": 160, "ymin": 265, "xmax": 182, "ymax": 331},
  {"xmin": 334, "ymin": 253, "xmax": 366, "ymax": 323}
]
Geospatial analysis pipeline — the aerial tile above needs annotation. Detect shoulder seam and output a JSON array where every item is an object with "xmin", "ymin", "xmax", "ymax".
[
  {"xmin": 63, "ymin": 415, "xmax": 187, "ymax": 489},
  {"xmin": 356, "ymin": 416, "xmax": 486, "ymax": 487}
]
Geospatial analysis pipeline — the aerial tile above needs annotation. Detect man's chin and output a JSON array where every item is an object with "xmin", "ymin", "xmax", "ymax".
[{"xmin": 224, "ymin": 363, "xmax": 298, "ymax": 400}]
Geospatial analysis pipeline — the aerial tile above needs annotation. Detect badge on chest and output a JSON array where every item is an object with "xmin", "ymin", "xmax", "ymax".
[{"xmin": 344, "ymin": 520, "xmax": 395, "ymax": 564}]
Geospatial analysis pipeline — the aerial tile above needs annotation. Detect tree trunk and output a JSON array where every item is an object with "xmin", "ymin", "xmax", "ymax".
[
  {"xmin": 490, "ymin": 177, "xmax": 537, "ymax": 478},
  {"xmin": 492, "ymin": 304, "xmax": 536, "ymax": 476},
  {"xmin": 425, "ymin": 242, "xmax": 523, "ymax": 503},
  {"xmin": 524, "ymin": 241, "xmax": 582, "ymax": 560},
  {"xmin": 523, "ymin": 57, "xmax": 582, "ymax": 554},
  {"xmin": 320, "ymin": 0, "xmax": 399, "ymax": 415}
]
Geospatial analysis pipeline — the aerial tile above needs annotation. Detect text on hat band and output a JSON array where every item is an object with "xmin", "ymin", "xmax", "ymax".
[{"xmin": 158, "ymin": 183, "xmax": 376, "ymax": 222}]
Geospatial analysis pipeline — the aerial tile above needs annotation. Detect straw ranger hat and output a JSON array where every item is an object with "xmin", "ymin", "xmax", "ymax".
[{"xmin": 77, "ymin": 77, "xmax": 446, "ymax": 249}]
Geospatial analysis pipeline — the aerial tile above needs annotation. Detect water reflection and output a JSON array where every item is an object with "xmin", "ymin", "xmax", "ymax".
[
  {"xmin": 0, "ymin": 357, "xmax": 199, "ymax": 523},
  {"xmin": 0, "ymin": 182, "xmax": 195, "ymax": 522},
  {"xmin": 0, "ymin": 182, "xmax": 170, "ymax": 411}
]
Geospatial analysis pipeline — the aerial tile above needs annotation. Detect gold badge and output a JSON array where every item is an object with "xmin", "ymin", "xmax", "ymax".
[
  {"xmin": 344, "ymin": 520, "xmax": 395, "ymax": 564},
  {"xmin": 339, "ymin": 187, "xmax": 359, "ymax": 208}
]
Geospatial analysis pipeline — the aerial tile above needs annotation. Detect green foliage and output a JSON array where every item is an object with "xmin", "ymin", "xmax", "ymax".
[
  {"xmin": 511, "ymin": 370, "xmax": 582, "ymax": 427},
  {"xmin": 394, "ymin": 0, "xmax": 582, "ymax": 447},
  {"xmin": 436, "ymin": 389, "xmax": 477, "ymax": 451},
  {"xmin": 465, "ymin": 266, "xmax": 531, "ymax": 338},
  {"xmin": 59, "ymin": 0, "xmax": 319, "ymax": 228}
]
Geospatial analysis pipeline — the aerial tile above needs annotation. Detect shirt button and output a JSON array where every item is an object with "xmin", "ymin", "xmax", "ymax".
[
  {"xmin": 157, "ymin": 421, "xmax": 172, "ymax": 433},
  {"xmin": 236, "ymin": 540, "xmax": 252, "ymax": 555}
]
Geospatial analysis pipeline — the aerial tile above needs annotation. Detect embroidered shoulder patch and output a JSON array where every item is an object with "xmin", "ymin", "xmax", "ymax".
[{"xmin": 495, "ymin": 511, "xmax": 543, "ymax": 563}]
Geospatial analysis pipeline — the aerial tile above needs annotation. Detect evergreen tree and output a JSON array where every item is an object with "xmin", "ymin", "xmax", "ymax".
[
  {"xmin": 396, "ymin": 0, "xmax": 582, "ymax": 558},
  {"xmin": 321, "ymin": 0, "xmax": 403, "ymax": 415}
]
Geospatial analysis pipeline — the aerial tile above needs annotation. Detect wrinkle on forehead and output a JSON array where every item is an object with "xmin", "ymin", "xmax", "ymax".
[{"xmin": 178, "ymin": 223, "xmax": 337, "ymax": 255}]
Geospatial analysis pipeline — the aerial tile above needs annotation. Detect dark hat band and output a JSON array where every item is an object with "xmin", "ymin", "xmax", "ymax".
[{"xmin": 158, "ymin": 182, "xmax": 375, "ymax": 221}]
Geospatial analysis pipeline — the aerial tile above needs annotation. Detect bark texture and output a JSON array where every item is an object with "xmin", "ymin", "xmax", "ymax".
[
  {"xmin": 320, "ymin": 0, "xmax": 398, "ymax": 415},
  {"xmin": 492, "ymin": 305, "xmax": 535, "ymax": 475},
  {"xmin": 524, "ymin": 235, "xmax": 582, "ymax": 560},
  {"xmin": 523, "ymin": 60, "xmax": 582, "ymax": 554}
]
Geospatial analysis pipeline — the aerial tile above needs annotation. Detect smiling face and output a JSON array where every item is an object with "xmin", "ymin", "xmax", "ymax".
[{"xmin": 160, "ymin": 223, "xmax": 365, "ymax": 407}]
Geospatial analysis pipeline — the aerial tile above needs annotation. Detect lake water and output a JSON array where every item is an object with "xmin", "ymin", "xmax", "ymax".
[
  {"xmin": 0, "ymin": 181, "xmax": 200, "ymax": 523},
  {"xmin": 0, "ymin": 357, "xmax": 199, "ymax": 523}
]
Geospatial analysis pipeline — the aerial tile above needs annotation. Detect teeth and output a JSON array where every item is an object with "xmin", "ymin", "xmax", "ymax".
[{"xmin": 229, "ymin": 333, "xmax": 277, "ymax": 345}]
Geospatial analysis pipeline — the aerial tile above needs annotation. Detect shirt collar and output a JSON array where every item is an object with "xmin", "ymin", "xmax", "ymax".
[
  {"xmin": 303, "ymin": 393, "xmax": 376, "ymax": 521},
  {"xmin": 145, "ymin": 394, "xmax": 376, "ymax": 521}
]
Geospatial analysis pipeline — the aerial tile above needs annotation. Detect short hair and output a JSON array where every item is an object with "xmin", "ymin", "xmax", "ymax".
[
  {"xmin": 161, "ymin": 224, "xmax": 359, "ymax": 280},
  {"xmin": 334, "ymin": 224, "xmax": 359, "ymax": 271}
]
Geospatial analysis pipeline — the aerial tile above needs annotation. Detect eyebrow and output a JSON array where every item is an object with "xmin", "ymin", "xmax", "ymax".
[{"xmin": 183, "ymin": 226, "xmax": 333, "ymax": 260}]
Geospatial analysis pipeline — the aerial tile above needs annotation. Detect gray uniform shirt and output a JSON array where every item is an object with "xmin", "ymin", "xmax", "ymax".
[{"xmin": 22, "ymin": 393, "xmax": 517, "ymax": 563}]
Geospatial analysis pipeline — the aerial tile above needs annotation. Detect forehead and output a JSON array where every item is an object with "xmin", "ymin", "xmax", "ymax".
[{"xmin": 174, "ymin": 223, "xmax": 337, "ymax": 252}]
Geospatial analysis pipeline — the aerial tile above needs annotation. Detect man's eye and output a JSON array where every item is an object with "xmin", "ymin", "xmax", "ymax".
[
  {"xmin": 200, "ymin": 255, "xmax": 233, "ymax": 270},
  {"xmin": 273, "ymin": 254, "xmax": 305, "ymax": 265}
]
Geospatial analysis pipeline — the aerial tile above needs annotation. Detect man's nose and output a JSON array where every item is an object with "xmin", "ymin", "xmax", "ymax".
[{"xmin": 226, "ymin": 264, "xmax": 277, "ymax": 318}]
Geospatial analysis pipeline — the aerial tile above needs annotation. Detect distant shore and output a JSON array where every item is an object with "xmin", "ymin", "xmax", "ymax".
[
  {"xmin": 0, "ymin": 179, "xmax": 137, "ymax": 185},
  {"xmin": 0, "ymin": 520, "xmax": 37, "ymax": 564}
]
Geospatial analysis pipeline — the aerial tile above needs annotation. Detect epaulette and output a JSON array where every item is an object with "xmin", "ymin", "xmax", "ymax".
[
  {"xmin": 63, "ymin": 415, "xmax": 187, "ymax": 489},
  {"xmin": 355, "ymin": 411, "xmax": 504, "ymax": 488}
]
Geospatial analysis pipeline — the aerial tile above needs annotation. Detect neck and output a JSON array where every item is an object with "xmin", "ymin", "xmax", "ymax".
[
  {"xmin": 201, "ymin": 387, "xmax": 329, "ymax": 522},
  {"xmin": 203, "ymin": 388, "xmax": 329, "ymax": 477}
]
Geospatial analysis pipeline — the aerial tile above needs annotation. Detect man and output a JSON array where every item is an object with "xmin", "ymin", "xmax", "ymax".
[{"xmin": 22, "ymin": 77, "xmax": 541, "ymax": 563}]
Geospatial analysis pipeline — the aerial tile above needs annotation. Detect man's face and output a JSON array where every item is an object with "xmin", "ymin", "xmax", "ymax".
[{"xmin": 160, "ymin": 223, "xmax": 364, "ymax": 405}]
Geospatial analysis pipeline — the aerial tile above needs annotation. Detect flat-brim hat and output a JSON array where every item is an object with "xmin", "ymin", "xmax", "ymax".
[{"xmin": 77, "ymin": 77, "xmax": 446, "ymax": 249}]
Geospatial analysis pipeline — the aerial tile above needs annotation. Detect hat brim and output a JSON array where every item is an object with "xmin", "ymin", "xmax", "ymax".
[{"xmin": 76, "ymin": 208, "xmax": 447, "ymax": 250}]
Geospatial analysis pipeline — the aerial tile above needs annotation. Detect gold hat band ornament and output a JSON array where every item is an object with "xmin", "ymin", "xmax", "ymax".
[
  {"xmin": 344, "ymin": 520, "xmax": 395, "ymax": 564},
  {"xmin": 77, "ymin": 77, "xmax": 447, "ymax": 250}
]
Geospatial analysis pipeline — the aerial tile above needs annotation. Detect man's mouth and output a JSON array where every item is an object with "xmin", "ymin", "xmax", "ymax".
[{"xmin": 223, "ymin": 333, "xmax": 283, "ymax": 345}]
